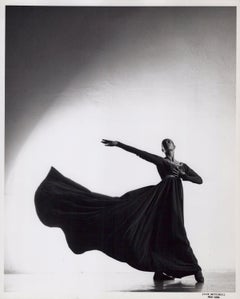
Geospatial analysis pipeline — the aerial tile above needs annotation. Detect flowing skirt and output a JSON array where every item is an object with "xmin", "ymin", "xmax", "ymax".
[{"xmin": 34, "ymin": 167, "xmax": 201, "ymax": 278}]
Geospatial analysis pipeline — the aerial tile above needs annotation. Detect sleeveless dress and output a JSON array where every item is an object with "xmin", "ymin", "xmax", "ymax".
[{"xmin": 34, "ymin": 142, "xmax": 202, "ymax": 278}]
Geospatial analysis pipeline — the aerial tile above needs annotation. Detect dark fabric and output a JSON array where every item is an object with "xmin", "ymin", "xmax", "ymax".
[{"xmin": 34, "ymin": 144, "xmax": 202, "ymax": 278}]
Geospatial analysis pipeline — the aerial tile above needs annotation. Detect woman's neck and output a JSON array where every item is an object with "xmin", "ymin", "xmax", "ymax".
[{"xmin": 165, "ymin": 152, "xmax": 175, "ymax": 161}]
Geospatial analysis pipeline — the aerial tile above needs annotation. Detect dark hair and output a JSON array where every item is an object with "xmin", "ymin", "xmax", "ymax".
[{"xmin": 161, "ymin": 138, "xmax": 175, "ymax": 151}]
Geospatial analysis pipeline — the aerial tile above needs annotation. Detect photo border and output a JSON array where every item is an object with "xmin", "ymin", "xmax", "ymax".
[{"xmin": 0, "ymin": 1, "xmax": 239, "ymax": 298}]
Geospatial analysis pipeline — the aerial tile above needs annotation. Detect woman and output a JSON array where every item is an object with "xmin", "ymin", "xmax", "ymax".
[{"xmin": 34, "ymin": 138, "xmax": 204, "ymax": 283}]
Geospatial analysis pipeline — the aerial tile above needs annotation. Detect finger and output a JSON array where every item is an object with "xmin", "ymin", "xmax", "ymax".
[
  {"xmin": 103, "ymin": 139, "xmax": 111, "ymax": 143},
  {"xmin": 102, "ymin": 140, "xmax": 109, "ymax": 144}
]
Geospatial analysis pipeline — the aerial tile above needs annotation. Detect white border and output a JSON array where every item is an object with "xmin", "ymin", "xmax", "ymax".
[
  {"xmin": 0, "ymin": 1, "xmax": 239, "ymax": 6},
  {"xmin": 0, "ymin": 1, "xmax": 239, "ymax": 299}
]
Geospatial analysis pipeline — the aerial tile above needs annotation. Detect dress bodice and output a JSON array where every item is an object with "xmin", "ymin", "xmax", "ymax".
[{"xmin": 156, "ymin": 159, "xmax": 185, "ymax": 180}]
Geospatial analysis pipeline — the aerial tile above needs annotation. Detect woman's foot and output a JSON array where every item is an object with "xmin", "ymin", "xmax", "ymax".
[
  {"xmin": 153, "ymin": 272, "xmax": 175, "ymax": 281},
  {"xmin": 194, "ymin": 270, "xmax": 204, "ymax": 283}
]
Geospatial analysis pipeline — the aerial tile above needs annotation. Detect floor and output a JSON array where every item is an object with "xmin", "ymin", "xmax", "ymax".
[{"xmin": 4, "ymin": 271, "xmax": 235, "ymax": 293}]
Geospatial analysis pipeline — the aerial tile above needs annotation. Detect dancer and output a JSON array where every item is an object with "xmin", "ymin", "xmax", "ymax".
[{"xmin": 34, "ymin": 138, "xmax": 204, "ymax": 283}]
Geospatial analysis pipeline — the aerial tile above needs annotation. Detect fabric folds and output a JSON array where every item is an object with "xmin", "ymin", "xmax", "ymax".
[{"xmin": 35, "ymin": 165, "xmax": 201, "ymax": 278}]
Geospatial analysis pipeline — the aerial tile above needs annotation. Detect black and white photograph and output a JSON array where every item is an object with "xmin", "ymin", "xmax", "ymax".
[{"xmin": 0, "ymin": 2, "xmax": 239, "ymax": 298}]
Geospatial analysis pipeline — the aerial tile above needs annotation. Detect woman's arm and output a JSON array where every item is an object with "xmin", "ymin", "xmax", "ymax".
[
  {"xmin": 101, "ymin": 139, "xmax": 163, "ymax": 165},
  {"xmin": 179, "ymin": 163, "xmax": 203, "ymax": 184}
]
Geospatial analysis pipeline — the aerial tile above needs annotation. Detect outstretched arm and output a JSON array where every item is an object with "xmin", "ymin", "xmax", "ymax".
[
  {"xmin": 179, "ymin": 163, "xmax": 203, "ymax": 184},
  {"xmin": 101, "ymin": 139, "xmax": 163, "ymax": 165}
]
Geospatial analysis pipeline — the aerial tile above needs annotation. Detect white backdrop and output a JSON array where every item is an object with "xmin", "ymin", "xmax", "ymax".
[{"xmin": 4, "ymin": 7, "xmax": 236, "ymax": 274}]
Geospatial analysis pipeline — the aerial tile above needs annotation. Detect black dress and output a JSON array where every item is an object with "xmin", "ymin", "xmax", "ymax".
[{"xmin": 34, "ymin": 142, "xmax": 202, "ymax": 278}]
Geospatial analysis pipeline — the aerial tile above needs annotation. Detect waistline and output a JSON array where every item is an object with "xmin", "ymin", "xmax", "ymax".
[{"xmin": 163, "ymin": 175, "xmax": 178, "ymax": 179}]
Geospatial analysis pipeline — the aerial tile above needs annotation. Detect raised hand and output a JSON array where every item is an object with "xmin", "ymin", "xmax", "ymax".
[{"xmin": 101, "ymin": 139, "xmax": 118, "ymax": 146}]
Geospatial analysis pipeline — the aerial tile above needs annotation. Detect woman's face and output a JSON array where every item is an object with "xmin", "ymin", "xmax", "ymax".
[{"xmin": 162, "ymin": 139, "xmax": 175, "ymax": 153}]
